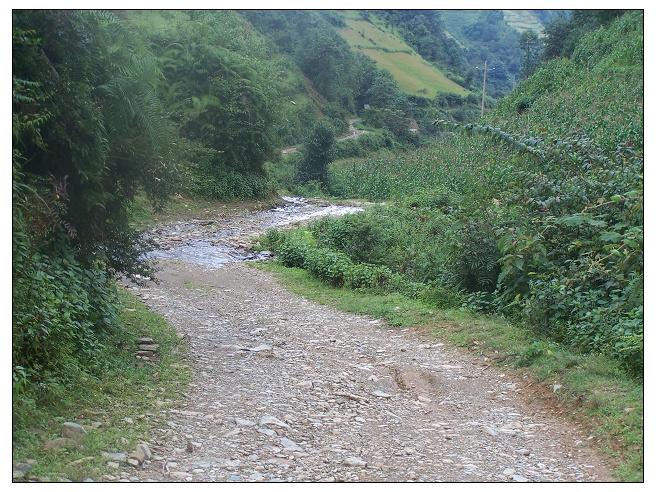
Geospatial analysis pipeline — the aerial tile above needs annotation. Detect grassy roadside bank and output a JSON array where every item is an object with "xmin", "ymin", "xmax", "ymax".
[
  {"xmin": 253, "ymin": 260, "xmax": 643, "ymax": 482},
  {"xmin": 12, "ymin": 289, "xmax": 190, "ymax": 482}
]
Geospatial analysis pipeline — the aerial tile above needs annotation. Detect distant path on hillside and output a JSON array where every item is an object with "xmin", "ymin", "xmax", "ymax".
[
  {"xmin": 119, "ymin": 198, "xmax": 612, "ymax": 483},
  {"xmin": 280, "ymin": 119, "xmax": 367, "ymax": 156}
]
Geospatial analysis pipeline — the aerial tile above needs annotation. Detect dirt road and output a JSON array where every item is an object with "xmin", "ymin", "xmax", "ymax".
[
  {"xmin": 280, "ymin": 119, "xmax": 367, "ymax": 156},
  {"xmin": 122, "ymin": 199, "xmax": 611, "ymax": 482}
]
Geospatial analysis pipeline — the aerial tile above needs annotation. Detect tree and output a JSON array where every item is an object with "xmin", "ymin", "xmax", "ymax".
[
  {"xmin": 542, "ymin": 10, "xmax": 627, "ymax": 61},
  {"xmin": 296, "ymin": 121, "xmax": 336, "ymax": 185},
  {"xmin": 519, "ymin": 30, "xmax": 542, "ymax": 79},
  {"xmin": 12, "ymin": 10, "xmax": 175, "ymax": 277}
]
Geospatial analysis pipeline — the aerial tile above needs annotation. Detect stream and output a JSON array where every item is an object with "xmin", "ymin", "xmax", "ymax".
[{"xmin": 147, "ymin": 196, "xmax": 363, "ymax": 268}]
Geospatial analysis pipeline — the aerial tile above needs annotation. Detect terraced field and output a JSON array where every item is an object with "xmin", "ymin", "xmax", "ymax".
[
  {"xmin": 337, "ymin": 16, "xmax": 467, "ymax": 97},
  {"xmin": 502, "ymin": 10, "xmax": 545, "ymax": 36}
]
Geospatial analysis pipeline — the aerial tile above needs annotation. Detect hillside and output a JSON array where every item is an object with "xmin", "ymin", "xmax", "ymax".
[
  {"xmin": 124, "ymin": 10, "xmax": 325, "ymax": 147},
  {"xmin": 440, "ymin": 10, "xmax": 528, "ymax": 96},
  {"xmin": 336, "ymin": 11, "xmax": 468, "ymax": 98}
]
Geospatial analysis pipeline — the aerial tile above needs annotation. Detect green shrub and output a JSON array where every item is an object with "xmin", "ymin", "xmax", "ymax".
[
  {"xmin": 345, "ymin": 263, "xmax": 394, "ymax": 289},
  {"xmin": 419, "ymin": 284, "xmax": 465, "ymax": 309},
  {"xmin": 276, "ymin": 238, "xmax": 310, "ymax": 268},
  {"xmin": 303, "ymin": 247, "xmax": 353, "ymax": 287}
]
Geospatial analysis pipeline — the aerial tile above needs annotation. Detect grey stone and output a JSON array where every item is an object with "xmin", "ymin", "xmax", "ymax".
[
  {"xmin": 344, "ymin": 456, "xmax": 367, "ymax": 467},
  {"xmin": 280, "ymin": 437, "xmax": 304, "ymax": 452},
  {"xmin": 259, "ymin": 415, "xmax": 290, "ymax": 430},
  {"xmin": 13, "ymin": 462, "xmax": 33, "ymax": 480},
  {"xmin": 130, "ymin": 443, "xmax": 152, "ymax": 464},
  {"xmin": 234, "ymin": 417, "xmax": 256, "ymax": 427},
  {"xmin": 102, "ymin": 452, "xmax": 128, "ymax": 462},
  {"xmin": 139, "ymin": 344, "xmax": 159, "ymax": 352},
  {"xmin": 62, "ymin": 422, "xmax": 86, "ymax": 439}
]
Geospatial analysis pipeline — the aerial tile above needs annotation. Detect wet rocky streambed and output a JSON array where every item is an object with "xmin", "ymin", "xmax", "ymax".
[{"xmin": 146, "ymin": 196, "xmax": 363, "ymax": 268}]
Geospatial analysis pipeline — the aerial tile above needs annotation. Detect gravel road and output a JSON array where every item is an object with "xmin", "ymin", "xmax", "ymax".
[{"xmin": 118, "ymin": 199, "xmax": 611, "ymax": 482}]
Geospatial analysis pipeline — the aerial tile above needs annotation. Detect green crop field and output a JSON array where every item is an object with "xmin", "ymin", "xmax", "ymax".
[{"xmin": 337, "ymin": 15, "xmax": 468, "ymax": 97}]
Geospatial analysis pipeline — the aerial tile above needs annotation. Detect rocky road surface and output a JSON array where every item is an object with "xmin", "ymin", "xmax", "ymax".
[{"xmin": 120, "ymin": 198, "xmax": 611, "ymax": 482}]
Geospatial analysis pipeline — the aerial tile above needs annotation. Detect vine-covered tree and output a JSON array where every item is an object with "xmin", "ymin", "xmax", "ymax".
[
  {"xmin": 519, "ymin": 30, "xmax": 542, "ymax": 78},
  {"xmin": 296, "ymin": 121, "xmax": 336, "ymax": 185}
]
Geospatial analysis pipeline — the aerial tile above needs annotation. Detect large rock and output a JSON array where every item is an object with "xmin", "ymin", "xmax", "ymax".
[
  {"xmin": 62, "ymin": 422, "xmax": 86, "ymax": 439},
  {"xmin": 129, "ymin": 443, "xmax": 152, "ymax": 465}
]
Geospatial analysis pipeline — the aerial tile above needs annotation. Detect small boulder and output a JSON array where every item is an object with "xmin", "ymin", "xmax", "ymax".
[
  {"xmin": 129, "ymin": 443, "xmax": 152, "ymax": 464},
  {"xmin": 279, "ymin": 437, "xmax": 303, "ymax": 453},
  {"xmin": 343, "ymin": 456, "xmax": 367, "ymax": 467},
  {"xmin": 259, "ymin": 415, "xmax": 290, "ymax": 430},
  {"xmin": 138, "ymin": 344, "xmax": 159, "ymax": 352},
  {"xmin": 102, "ymin": 451, "xmax": 128, "ymax": 462},
  {"xmin": 13, "ymin": 462, "xmax": 34, "ymax": 480},
  {"xmin": 62, "ymin": 422, "xmax": 86, "ymax": 439},
  {"xmin": 137, "ymin": 443, "xmax": 152, "ymax": 461}
]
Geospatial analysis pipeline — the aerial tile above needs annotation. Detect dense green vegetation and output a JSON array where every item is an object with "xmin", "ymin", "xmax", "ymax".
[
  {"xmin": 542, "ymin": 10, "xmax": 627, "ymax": 61},
  {"xmin": 13, "ymin": 289, "xmax": 189, "ymax": 482},
  {"xmin": 300, "ymin": 11, "xmax": 644, "ymax": 375},
  {"xmin": 440, "ymin": 10, "xmax": 526, "ymax": 97},
  {"xmin": 13, "ymin": 11, "xmax": 168, "ymax": 400},
  {"xmin": 12, "ymin": 12, "xmax": 192, "ymax": 463}
]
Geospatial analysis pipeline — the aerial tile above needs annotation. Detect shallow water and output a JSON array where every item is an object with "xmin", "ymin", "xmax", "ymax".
[{"xmin": 147, "ymin": 196, "xmax": 362, "ymax": 268}]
